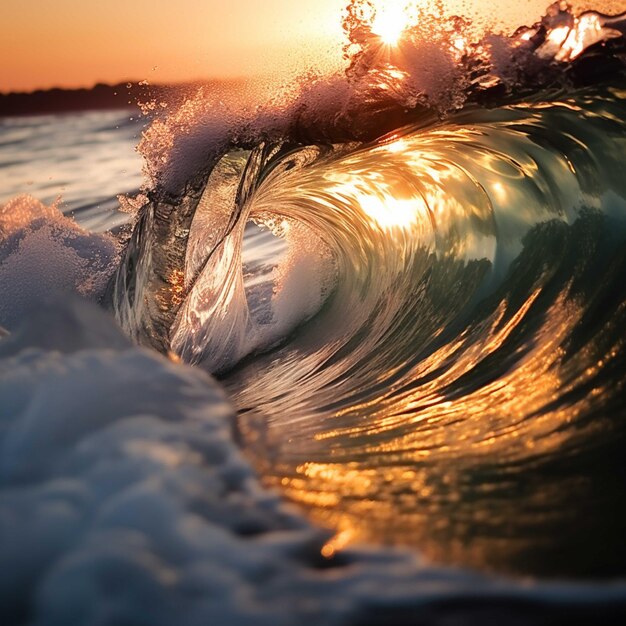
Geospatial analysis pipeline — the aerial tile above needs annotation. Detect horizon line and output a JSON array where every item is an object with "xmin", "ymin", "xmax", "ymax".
[{"xmin": 0, "ymin": 76, "xmax": 253, "ymax": 98}]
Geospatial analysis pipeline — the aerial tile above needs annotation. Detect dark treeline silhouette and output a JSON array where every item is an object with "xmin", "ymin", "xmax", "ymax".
[{"xmin": 0, "ymin": 80, "xmax": 237, "ymax": 117}]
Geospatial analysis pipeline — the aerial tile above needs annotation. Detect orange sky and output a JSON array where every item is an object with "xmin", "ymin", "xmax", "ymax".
[{"xmin": 1, "ymin": 1, "xmax": 624, "ymax": 92}]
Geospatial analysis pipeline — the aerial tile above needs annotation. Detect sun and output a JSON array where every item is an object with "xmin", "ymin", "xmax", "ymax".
[{"xmin": 371, "ymin": 4, "xmax": 410, "ymax": 46}]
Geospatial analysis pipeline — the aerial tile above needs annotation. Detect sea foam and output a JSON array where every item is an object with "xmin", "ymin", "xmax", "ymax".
[{"xmin": 0, "ymin": 195, "xmax": 119, "ymax": 330}]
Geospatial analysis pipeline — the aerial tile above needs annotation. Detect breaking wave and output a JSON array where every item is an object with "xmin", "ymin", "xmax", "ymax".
[
  {"xmin": 106, "ymin": 0, "xmax": 626, "ymax": 577},
  {"xmin": 3, "ymin": 2, "xmax": 626, "ymax": 624}
]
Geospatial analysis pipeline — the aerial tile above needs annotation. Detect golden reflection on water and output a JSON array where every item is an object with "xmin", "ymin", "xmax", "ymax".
[
  {"xmin": 229, "ymin": 93, "xmax": 626, "ymax": 577},
  {"xmin": 324, "ymin": 171, "xmax": 425, "ymax": 231},
  {"xmin": 240, "ymin": 276, "xmax": 624, "ymax": 575}
]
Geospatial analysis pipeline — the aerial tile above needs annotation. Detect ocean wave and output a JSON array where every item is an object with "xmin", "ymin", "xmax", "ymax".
[
  {"xmin": 106, "ymin": 1, "xmax": 626, "ymax": 577},
  {"xmin": 3, "ymin": 2, "xmax": 626, "ymax": 624}
]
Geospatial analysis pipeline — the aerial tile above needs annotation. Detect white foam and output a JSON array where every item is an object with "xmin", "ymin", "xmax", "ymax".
[
  {"xmin": 0, "ymin": 195, "xmax": 119, "ymax": 330},
  {"xmin": 255, "ymin": 221, "xmax": 336, "ymax": 351}
]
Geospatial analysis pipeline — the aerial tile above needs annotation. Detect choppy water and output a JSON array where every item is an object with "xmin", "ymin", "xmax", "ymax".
[
  {"xmin": 3, "ymin": 2, "xmax": 626, "ymax": 624},
  {"xmin": 0, "ymin": 110, "xmax": 144, "ymax": 231}
]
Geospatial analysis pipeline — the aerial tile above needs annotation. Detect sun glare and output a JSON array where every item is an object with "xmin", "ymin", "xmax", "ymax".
[{"xmin": 371, "ymin": 4, "xmax": 410, "ymax": 46}]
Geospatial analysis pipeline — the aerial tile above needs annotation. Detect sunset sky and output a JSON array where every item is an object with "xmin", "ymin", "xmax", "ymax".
[{"xmin": 1, "ymin": 0, "xmax": 623, "ymax": 92}]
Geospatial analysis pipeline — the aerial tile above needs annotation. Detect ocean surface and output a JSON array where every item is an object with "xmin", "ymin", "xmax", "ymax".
[
  {"xmin": 2, "ymin": 2, "xmax": 626, "ymax": 624},
  {"xmin": 0, "ymin": 110, "xmax": 144, "ymax": 232}
]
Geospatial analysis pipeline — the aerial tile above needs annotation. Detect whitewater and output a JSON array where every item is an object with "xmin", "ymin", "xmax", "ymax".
[{"xmin": 2, "ymin": 2, "xmax": 626, "ymax": 624}]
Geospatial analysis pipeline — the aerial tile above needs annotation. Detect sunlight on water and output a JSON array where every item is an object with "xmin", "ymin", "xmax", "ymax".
[
  {"xmin": 323, "ymin": 171, "xmax": 424, "ymax": 231},
  {"xmin": 5, "ymin": 3, "xmax": 626, "ymax": 625}
]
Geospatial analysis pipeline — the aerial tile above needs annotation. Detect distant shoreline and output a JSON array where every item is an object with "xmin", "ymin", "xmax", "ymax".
[{"xmin": 0, "ymin": 80, "xmax": 237, "ymax": 118}]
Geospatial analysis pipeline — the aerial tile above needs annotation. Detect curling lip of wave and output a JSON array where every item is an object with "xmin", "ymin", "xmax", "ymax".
[{"xmin": 107, "ymin": 2, "xmax": 626, "ymax": 360}]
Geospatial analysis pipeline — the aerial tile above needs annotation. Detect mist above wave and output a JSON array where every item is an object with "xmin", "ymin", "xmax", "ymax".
[{"xmin": 133, "ymin": 2, "xmax": 626, "ymax": 197}]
